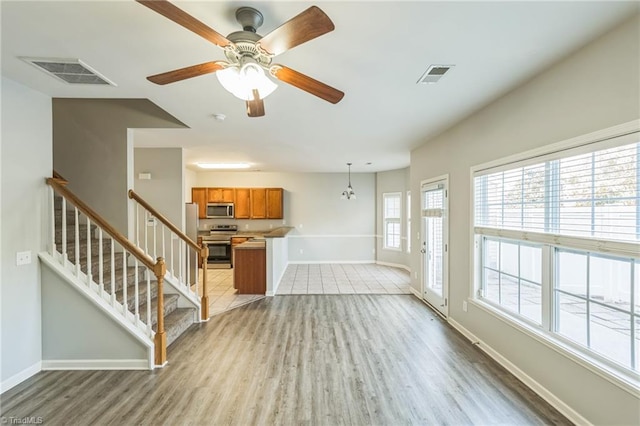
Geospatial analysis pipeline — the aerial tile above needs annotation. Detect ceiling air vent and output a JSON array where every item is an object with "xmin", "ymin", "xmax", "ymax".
[
  {"xmin": 417, "ymin": 64, "xmax": 454, "ymax": 84},
  {"xmin": 21, "ymin": 58, "xmax": 116, "ymax": 86}
]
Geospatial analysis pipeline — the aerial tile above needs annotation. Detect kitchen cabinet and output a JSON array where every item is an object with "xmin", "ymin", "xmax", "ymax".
[
  {"xmin": 191, "ymin": 188, "xmax": 207, "ymax": 219},
  {"xmin": 266, "ymin": 188, "xmax": 283, "ymax": 219},
  {"xmin": 234, "ymin": 188, "xmax": 251, "ymax": 219},
  {"xmin": 207, "ymin": 188, "xmax": 235, "ymax": 203},
  {"xmin": 233, "ymin": 242, "xmax": 266, "ymax": 294},
  {"xmin": 250, "ymin": 188, "xmax": 267, "ymax": 219},
  {"xmin": 230, "ymin": 236, "xmax": 251, "ymax": 266}
]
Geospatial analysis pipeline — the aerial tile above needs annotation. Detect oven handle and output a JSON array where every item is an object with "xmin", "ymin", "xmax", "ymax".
[{"xmin": 204, "ymin": 241, "xmax": 231, "ymax": 245}]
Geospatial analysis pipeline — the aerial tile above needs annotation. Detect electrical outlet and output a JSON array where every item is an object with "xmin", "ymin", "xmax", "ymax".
[
  {"xmin": 245, "ymin": 224, "xmax": 249, "ymax": 229},
  {"xmin": 462, "ymin": 301, "xmax": 468, "ymax": 312},
  {"xmin": 414, "ymin": 272, "xmax": 418, "ymax": 279},
  {"xmin": 299, "ymin": 249, "xmax": 304, "ymax": 254},
  {"xmin": 298, "ymin": 224, "xmax": 303, "ymax": 229},
  {"xmin": 269, "ymin": 224, "xmax": 273, "ymax": 229},
  {"xmin": 16, "ymin": 251, "xmax": 32, "ymax": 266}
]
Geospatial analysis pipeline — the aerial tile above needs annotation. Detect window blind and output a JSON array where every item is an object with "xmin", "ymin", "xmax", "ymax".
[{"xmin": 474, "ymin": 138, "xmax": 639, "ymax": 244}]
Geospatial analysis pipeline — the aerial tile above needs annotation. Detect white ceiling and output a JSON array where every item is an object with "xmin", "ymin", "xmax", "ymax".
[{"xmin": 2, "ymin": 1, "xmax": 637, "ymax": 173}]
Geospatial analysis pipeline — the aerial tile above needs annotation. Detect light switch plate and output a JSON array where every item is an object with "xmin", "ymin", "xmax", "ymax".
[{"xmin": 16, "ymin": 250, "xmax": 32, "ymax": 266}]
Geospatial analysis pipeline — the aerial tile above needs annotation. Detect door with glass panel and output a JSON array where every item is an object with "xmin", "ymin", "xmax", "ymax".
[{"xmin": 421, "ymin": 177, "xmax": 448, "ymax": 316}]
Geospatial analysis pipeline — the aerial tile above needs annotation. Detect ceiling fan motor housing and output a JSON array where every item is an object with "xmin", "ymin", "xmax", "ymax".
[{"xmin": 225, "ymin": 7, "xmax": 272, "ymax": 69}]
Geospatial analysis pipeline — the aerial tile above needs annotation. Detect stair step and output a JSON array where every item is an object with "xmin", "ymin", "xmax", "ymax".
[
  {"xmin": 54, "ymin": 224, "xmax": 96, "ymax": 243},
  {"xmin": 135, "ymin": 293, "xmax": 180, "ymax": 327},
  {"xmin": 158, "ymin": 308, "xmax": 196, "ymax": 347},
  {"xmin": 116, "ymin": 280, "xmax": 159, "ymax": 310}
]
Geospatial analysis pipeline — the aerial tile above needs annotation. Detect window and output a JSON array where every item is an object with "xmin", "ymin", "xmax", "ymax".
[
  {"xmin": 407, "ymin": 191, "xmax": 411, "ymax": 253},
  {"xmin": 473, "ymin": 132, "xmax": 640, "ymax": 376},
  {"xmin": 384, "ymin": 192, "xmax": 401, "ymax": 249}
]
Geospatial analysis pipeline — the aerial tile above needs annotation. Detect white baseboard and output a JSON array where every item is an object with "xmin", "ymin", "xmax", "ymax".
[
  {"xmin": 447, "ymin": 318, "xmax": 592, "ymax": 426},
  {"xmin": 409, "ymin": 286, "xmax": 421, "ymax": 298},
  {"xmin": 42, "ymin": 359, "xmax": 150, "ymax": 370},
  {"xmin": 375, "ymin": 261, "xmax": 410, "ymax": 271},
  {"xmin": 287, "ymin": 260, "xmax": 375, "ymax": 265},
  {"xmin": 0, "ymin": 361, "xmax": 42, "ymax": 393}
]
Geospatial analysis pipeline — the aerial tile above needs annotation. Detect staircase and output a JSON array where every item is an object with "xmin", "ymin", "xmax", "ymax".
[
  {"xmin": 53, "ymin": 196, "xmax": 196, "ymax": 347},
  {"xmin": 43, "ymin": 175, "xmax": 206, "ymax": 368}
]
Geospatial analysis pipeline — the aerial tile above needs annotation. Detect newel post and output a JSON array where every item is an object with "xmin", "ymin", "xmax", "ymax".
[
  {"xmin": 153, "ymin": 257, "xmax": 167, "ymax": 366},
  {"xmin": 200, "ymin": 245, "xmax": 210, "ymax": 320}
]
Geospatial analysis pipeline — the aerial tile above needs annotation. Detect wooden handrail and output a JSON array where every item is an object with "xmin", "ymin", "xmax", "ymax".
[
  {"xmin": 52, "ymin": 170, "xmax": 69, "ymax": 186},
  {"xmin": 129, "ymin": 189, "xmax": 210, "ymax": 321},
  {"xmin": 128, "ymin": 189, "xmax": 200, "ymax": 252},
  {"xmin": 47, "ymin": 178, "xmax": 155, "ymax": 270}
]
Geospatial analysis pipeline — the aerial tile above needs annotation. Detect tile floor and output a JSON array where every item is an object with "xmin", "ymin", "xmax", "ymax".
[
  {"xmin": 277, "ymin": 263, "xmax": 412, "ymax": 295},
  {"xmin": 200, "ymin": 263, "xmax": 412, "ymax": 316}
]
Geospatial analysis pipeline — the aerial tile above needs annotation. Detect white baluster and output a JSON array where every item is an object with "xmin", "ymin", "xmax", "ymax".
[
  {"xmin": 194, "ymin": 250, "xmax": 199, "ymax": 297},
  {"xmin": 144, "ymin": 211, "xmax": 148, "ymax": 257},
  {"xmin": 153, "ymin": 216, "xmax": 157, "ymax": 259},
  {"xmin": 50, "ymin": 187, "xmax": 56, "ymax": 255},
  {"xmin": 146, "ymin": 273, "xmax": 152, "ymax": 334},
  {"xmin": 179, "ymin": 240, "xmax": 184, "ymax": 284},
  {"xmin": 62, "ymin": 197, "xmax": 68, "ymax": 263},
  {"xmin": 110, "ymin": 240, "xmax": 116, "ymax": 307},
  {"xmin": 186, "ymin": 248, "xmax": 190, "ymax": 290},
  {"xmin": 134, "ymin": 259, "xmax": 139, "ymax": 321},
  {"xmin": 136, "ymin": 203, "xmax": 140, "ymax": 248},
  {"xmin": 98, "ymin": 228, "xmax": 104, "ymax": 294},
  {"xmin": 161, "ymin": 224, "xmax": 166, "ymax": 265},
  {"xmin": 74, "ymin": 207, "xmax": 80, "ymax": 277},
  {"xmin": 122, "ymin": 244, "xmax": 128, "ymax": 315},
  {"xmin": 170, "ymin": 232, "xmax": 175, "ymax": 277},
  {"xmin": 86, "ymin": 217, "xmax": 92, "ymax": 286}
]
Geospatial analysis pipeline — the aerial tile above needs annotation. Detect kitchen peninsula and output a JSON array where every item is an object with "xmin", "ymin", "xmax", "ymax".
[{"xmin": 232, "ymin": 227, "xmax": 293, "ymax": 295}]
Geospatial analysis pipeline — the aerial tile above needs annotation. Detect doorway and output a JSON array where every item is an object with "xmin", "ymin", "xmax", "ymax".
[{"xmin": 421, "ymin": 176, "xmax": 449, "ymax": 317}]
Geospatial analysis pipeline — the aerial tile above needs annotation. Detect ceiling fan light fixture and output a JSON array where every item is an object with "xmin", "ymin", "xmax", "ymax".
[
  {"xmin": 216, "ymin": 63, "xmax": 277, "ymax": 101},
  {"xmin": 341, "ymin": 162, "xmax": 356, "ymax": 200}
]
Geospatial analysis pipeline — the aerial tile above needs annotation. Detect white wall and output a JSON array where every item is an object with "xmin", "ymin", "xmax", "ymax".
[
  {"xmin": 184, "ymin": 168, "xmax": 197, "ymax": 203},
  {"xmin": 0, "ymin": 77, "xmax": 52, "ymax": 391},
  {"xmin": 41, "ymin": 263, "xmax": 149, "ymax": 366},
  {"xmin": 410, "ymin": 15, "xmax": 640, "ymax": 425},
  {"xmin": 195, "ymin": 171, "xmax": 376, "ymax": 262},
  {"xmin": 376, "ymin": 168, "xmax": 410, "ymax": 268}
]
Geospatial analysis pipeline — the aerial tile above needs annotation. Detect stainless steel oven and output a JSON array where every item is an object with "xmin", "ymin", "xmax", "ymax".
[{"xmin": 202, "ymin": 224, "xmax": 237, "ymax": 269}]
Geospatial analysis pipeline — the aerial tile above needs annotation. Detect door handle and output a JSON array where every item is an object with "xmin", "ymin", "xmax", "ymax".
[{"xmin": 420, "ymin": 248, "xmax": 426, "ymax": 253}]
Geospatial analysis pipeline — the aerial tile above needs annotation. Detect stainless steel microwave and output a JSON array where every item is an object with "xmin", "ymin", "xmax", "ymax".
[{"xmin": 206, "ymin": 203, "xmax": 234, "ymax": 219}]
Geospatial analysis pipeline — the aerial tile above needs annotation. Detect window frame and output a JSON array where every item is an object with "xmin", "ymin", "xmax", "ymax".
[
  {"xmin": 469, "ymin": 121, "xmax": 640, "ymax": 394},
  {"xmin": 406, "ymin": 191, "xmax": 412, "ymax": 253},
  {"xmin": 383, "ymin": 192, "xmax": 402, "ymax": 250}
]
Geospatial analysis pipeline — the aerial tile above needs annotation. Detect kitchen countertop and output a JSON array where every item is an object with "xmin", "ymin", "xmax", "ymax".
[
  {"xmin": 234, "ymin": 240, "xmax": 266, "ymax": 250},
  {"xmin": 198, "ymin": 226, "xmax": 294, "ymax": 240}
]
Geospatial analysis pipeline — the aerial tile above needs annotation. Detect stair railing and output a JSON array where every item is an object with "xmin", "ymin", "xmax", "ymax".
[
  {"xmin": 46, "ymin": 176, "xmax": 168, "ymax": 366},
  {"xmin": 128, "ymin": 190, "xmax": 209, "ymax": 320}
]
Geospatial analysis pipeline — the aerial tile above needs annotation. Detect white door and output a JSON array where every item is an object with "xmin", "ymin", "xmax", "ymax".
[{"xmin": 421, "ymin": 177, "xmax": 448, "ymax": 317}]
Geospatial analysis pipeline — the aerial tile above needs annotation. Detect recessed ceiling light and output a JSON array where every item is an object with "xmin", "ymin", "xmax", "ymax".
[
  {"xmin": 197, "ymin": 163, "xmax": 251, "ymax": 169},
  {"xmin": 212, "ymin": 114, "xmax": 226, "ymax": 121}
]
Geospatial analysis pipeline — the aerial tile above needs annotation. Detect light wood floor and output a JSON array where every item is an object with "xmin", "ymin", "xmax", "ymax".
[{"xmin": 1, "ymin": 295, "xmax": 570, "ymax": 425}]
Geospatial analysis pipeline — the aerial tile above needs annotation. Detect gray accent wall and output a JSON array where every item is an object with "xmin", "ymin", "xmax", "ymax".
[
  {"xmin": 376, "ymin": 168, "xmax": 410, "ymax": 268},
  {"xmin": 52, "ymin": 99, "xmax": 186, "ymax": 236},
  {"xmin": 195, "ymin": 171, "xmax": 376, "ymax": 262},
  {"xmin": 410, "ymin": 15, "xmax": 639, "ymax": 425},
  {"xmin": 1, "ymin": 77, "xmax": 52, "ymax": 389}
]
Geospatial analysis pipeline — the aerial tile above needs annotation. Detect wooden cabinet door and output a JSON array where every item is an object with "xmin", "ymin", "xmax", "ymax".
[
  {"xmin": 251, "ymin": 188, "xmax": 267, "ymax": 219},
  {"xmin": 192, "ymin": 188, "xmax": 207, "ymax": 219},
  {"xmin": 266, "ymin": 188, "xmax": 283, "ymax": 219},
  {"xmin": 208, "ymin": 188, "xmax": 235, "ymax": 203},
  {"xmin": 234, "ymin": 188, "xmax": 251, "ymax": 219}
]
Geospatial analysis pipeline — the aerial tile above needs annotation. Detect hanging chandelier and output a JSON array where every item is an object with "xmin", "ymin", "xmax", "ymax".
[{"xmin": 341, "ymin": 162, "xmax": 356, "ymax": 200}]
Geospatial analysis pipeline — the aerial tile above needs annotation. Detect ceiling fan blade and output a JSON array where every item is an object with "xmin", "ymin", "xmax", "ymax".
[
  {"xmin": 147, "ymin": 61, "xmax": 225, "ymax": 85},
  {"xmin": 137, "ymin": 0, "xmax": 230, "ymax": 48},
  {"xmin": 258, "ymin": 6, "xmax": 334, "ymax": 56},
  {"xmin": 271, "ymin": 65, "xmax": 344, "ymax": 104},
  {"xmin": 246, "ymin": 89, "xmax": 265, "ymax": 117}
]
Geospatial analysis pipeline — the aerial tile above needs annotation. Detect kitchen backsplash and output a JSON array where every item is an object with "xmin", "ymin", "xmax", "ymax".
[{"xmin": 198, "ymin": 218, "xmax": 287, "ymax": 232}]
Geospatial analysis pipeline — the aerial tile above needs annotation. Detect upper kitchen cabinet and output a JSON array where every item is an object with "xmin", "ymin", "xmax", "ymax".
[
  {"xmin": 191, "ymin": 187, "xmax": 207, "ymax": 219},
  {"xmin": 250, "ymin": 188, "xmax": 283, "ymax": 219},
  {"xmin": 234, "ymin": 188, "xmax": 251, "ymax": 219},
  {"xmin": 207, "ymin": 188, "xmax": 235, "ymax": 203},
  {"xmin": 266, "ymin": 188, "xmax": 283, "ymax": 219},
  {"xmin": 250, "ymin": 188, "xmax": 267, "ymax": 219}
]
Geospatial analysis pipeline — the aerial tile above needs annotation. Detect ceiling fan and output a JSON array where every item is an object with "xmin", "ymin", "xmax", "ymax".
[{"xmin": 137, "ymin": 0, "xmax": 344, "ymax": 117}]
